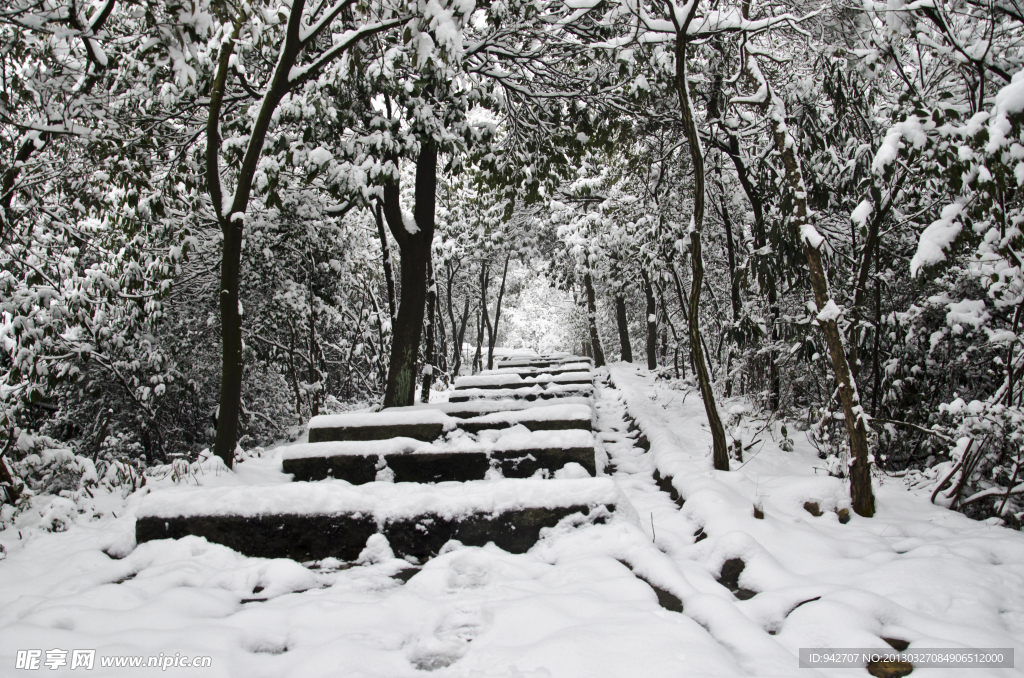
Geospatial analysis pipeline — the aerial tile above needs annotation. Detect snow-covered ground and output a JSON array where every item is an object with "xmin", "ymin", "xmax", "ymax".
[{"xmin": 1, "ymin": 365, "xmax": 1022, "ymax": 677}]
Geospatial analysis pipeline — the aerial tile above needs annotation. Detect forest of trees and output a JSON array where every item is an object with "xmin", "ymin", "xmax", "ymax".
[{"xmin": 2, "ymin": 0, "xmax": 1024, "ymax": 525}]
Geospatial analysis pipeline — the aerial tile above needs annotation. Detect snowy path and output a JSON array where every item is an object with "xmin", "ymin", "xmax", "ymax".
[{"xmin": 0, "ymin": 366, "xmax": 1022, "ymax": 676}]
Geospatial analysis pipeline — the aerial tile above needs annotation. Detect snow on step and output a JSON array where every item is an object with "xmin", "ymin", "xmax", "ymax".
[
  {"xmin": 282, "ymin": 426, "xmax": 600, "ymax": 483},
  {"xmin": 309, "ymin": 408, "xmax": 453, "ymax": 443},
  {"xmin": 457, "ymin": 402, "xmax": 594, "ymax": 433},
  {"xmin": 484, "ymin": 362, "xmax": 593, "ymax": 377},
  {"xmin": 448, "ymin": 382, "xmax": 595, "ymax": 403},
  {"xmin": 135, "ymin": 478, "xmax": 620, "ymax": 561},
  {"xmin": 308, "ymin": 402, "xmax": 594, "ymax": 446},
  {"xmin": 495, "ymin": 356, "xmax": 594, "ymax": 369},
  {"xmin": 453, "ymin": 371, "xmax": 594, "ymax": 390},
  {"xmin": 411, "ymin": 396, "xmax": 594, "ymax": 419}
]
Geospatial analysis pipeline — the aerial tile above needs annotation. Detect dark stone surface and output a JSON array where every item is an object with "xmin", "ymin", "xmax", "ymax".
[
  {"xmin": 653, "ymin": 469, "xmax": 683, "ymax": 507},
  {"xmin": 718, "ymin": 557, "xmax": 757, "ymax": 599},
  {"xmin": 494, "ymin": 446, "xmax": 597, "ymax": 476},
  {"xmin": 867, "ymin": 660, "xmax": 914, "ymax": 678},
  {"xmin": 283, "ymin": 455, "xmax": 379, "ymax": 483},
  {"xmin": 385, "ymin": 452, "xmax": 491, "ymax": 483},
  {"xmin": 308, "ymin": 422, "xmax": 445, "ymax": 443},
  {"xmin": 803, "ymin": 501, "xmax": 823, "ymax": 517},
  {"xmin": 135, "ymin": 513, "xmax": 379, "ymax": 561},
  {"xmin": 136, "ymin": 503, "xmax": 613, "ymax": 561},
  {"xmin": 283, "ymin": 446, "xmax": 597, "ymax": 483}
]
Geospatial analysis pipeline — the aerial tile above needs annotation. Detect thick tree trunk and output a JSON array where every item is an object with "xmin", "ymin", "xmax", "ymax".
[
  {"xmin": 673, "ymin": 23, "xmax": 729, "ymax": 471},
  {"xmin": 764, "ymin": 89, "xmax": 875, "ymax": 516},
  {"xmin": 381, "ymin": 143, "xmax": 437, "ymax": 408},
  {"xmin": 583, "ymin": 271, "xmax": 606, "ymax": 367},
  {"xmin": 641, "ymin": 271, "xmax": 658, "ymax": 370},
  {"xmin": 420, "ymin": 255, "xmax": 437, "ymax": 403},
  {"xmin": 615, "ymin": 294, "xmax": 633, "ymax": 363}
]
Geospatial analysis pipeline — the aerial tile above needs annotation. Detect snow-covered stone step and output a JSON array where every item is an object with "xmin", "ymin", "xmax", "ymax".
[
  {"xmin": 495, "ymin": 356, "xmax": 594, "ymax": 369},
  {"xmin": 483, "ymin": 362, "xmax": 593, "ymax": 377},
  {"xmin": 282, "ymin": 428, "xmax": 599, "ymax": 483},
  {"xmin": 308, "ymin": 403, "xmax": 594, "ymax": 445},
  {"xmin": 414, "ymin": 396, "xmax": 594, "ymax": 419},
  {"xmin": 135, "ymin": 478, "xmax": 619, "ymax": 561},
  {"xmin": 448, "ymin": 383, "xmax": 595, "ymax": 403},
  {"xmin": 309, "ymin": 409, "xmax": 450, "ymax": 443},
  {"xmin": 457, "ymin": 403, "xmax": 594, "ymax": 433},
  {"xmin": 453, "ymin": 372, "xmax": 593, "ymax": 391}
]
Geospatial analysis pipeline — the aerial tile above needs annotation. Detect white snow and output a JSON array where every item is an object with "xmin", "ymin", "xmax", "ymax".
[
  {"xmin": 452, "ymin": 383, "xmax": 595, "ymax": 401},
  {"xmin": 815, "ymin": 299, "xmax": 843, "ymax": 323},
  {"xmin": 137, "ymin": 477, "xmax": 618, "ymax": 522},
  {"xmin": 800, "ymin": 222, "xmax": 825, "ymax": 249},
  {"xmin": 282, "ymin": 426, "xmax": 596, "ymax": 461},
  {"xmin": 308, "ymin": 408, "xmax": 455, "ymax": 431},
  {"xmin": 454, "ymin": 372, "xmax": 593, "ymax": 389},
  {"xmin": 910, "ymin": 202, "xmax": 965, "ymax": 277},
  {"xmin": 850, "ymin": 200, "xmax": 872, "ymax": 228},
  {"xmin": 464, "ymin": 403, "xmax": 594, "ymax": 428},
  {"xmin": 3, "ymin": 364, "xmax": 1024, "ymax": 677}
]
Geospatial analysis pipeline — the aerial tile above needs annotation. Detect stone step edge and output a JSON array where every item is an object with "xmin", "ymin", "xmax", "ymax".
[
  {"xmin": 135, "ymin": 478, "xmax": 619, "ymax": 561},
  {"xmin": 283, "ymin": 445, "xmax": 598, "ymax": 483}
]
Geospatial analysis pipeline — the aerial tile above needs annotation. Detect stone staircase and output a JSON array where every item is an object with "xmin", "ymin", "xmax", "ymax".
[{"xmin": 135, "ymin": 352, "xmax": 617, "ymax": 563}]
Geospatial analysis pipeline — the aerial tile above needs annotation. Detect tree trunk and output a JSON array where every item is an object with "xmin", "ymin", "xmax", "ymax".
[
  {"xmin": 307, "ymin": 263, "xmax": 320, "ymax": 417},
  {"xmin": 641, "ymin": 271, "xmax": 658, "ymax": 370},
  {"xmin": 381, "ymin": 143, "xmax": 437, "ymax": 408},
  {"xmin": 487, "ymin": 252, "xmax": 512, "ymax": 369},
  {"xmin": 454, "ymin": 296, "xmax": 470, "ymax": 377},
  {"xmin": 375, "ymin": 201, "xmax": 398, "ymax": 322},
  {"xmin": 673, "ymin": 22, "xmax": 729, "ymax": 472},
  {"xmin": 583, "ymin": 271, "xmax": 606, "ymax": 367},
  {"xmin": 762, "ymin": 82, "xmax": 875, "ymax": 516},
  {"xmin": 474, "ymin": 263, "xmax": 488, "ymax": 373},
  {"xmin": 614, "ymin": 294, "xmax": 633, "ymax": 363},
  {"xmin": 872, "ymin": 272, "xmax": 881, "ymax": 416},
  {"xmin": 420, "ymin": 254, "xmax": 437, "ymax": 403}
]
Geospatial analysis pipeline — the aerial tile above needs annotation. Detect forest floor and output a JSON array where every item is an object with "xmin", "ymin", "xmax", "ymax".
[{"xmin": 0, "ymin": 365, "xmax": 1023, "ymax": 677}]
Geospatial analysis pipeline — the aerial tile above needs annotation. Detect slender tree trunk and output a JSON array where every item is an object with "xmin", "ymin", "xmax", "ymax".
[
  {"xmin": 641, "ymin": 271, "xmax": 658, "ymax": 370},
  {"xmin": 872, "ymin": 273, "xmax": 882, "ymax": 416},
  {"xmin": 673, "ymin": 22, "xmax": 729, "ymax": 471},
  {"xmin": 381, "ymin": 143, "xmax": 437, "ymax": 407},
  {"xmin": 375, "ymin": 202, "xmax": 398, "ymax": 322},
  {"xmin": 721, "ymin": 195, "xmax": 740, "ymax": 397},
  {"xmin": 474, "ymin": 263, "xmax": 488, "ymax": 373},
  {"xmin": 614, "ymin": 294, "xmax": 633, "ymax": 363},
  {"xmin": 420, "ymin": 255, "xmax": 437, "ymax": 403},
  {"xmin": 454, "ymin": 296, "xmax": 470, "ymax": 377},
  {"xmin": 763, "ymin": 86, "xmax": 875, "ymax": 516},
  {"xmin": 583, "ymin": 271, "xmax": 606, "ymax": 367},
  {"xmin": 307, "ymin": 261, "xmax": 320, "ymax": 417},
  {"xmin": 487, "ymin": 252, "xmax": 512, "ymax": 369}
]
